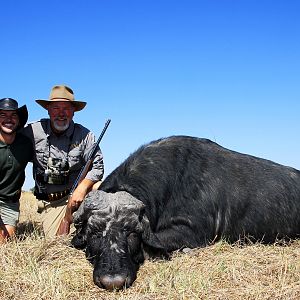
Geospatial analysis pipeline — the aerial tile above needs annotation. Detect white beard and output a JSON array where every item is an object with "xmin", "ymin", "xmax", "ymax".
[{"xmin": 52, "ymin": 120, "xmax": 70, "ymax": 132}]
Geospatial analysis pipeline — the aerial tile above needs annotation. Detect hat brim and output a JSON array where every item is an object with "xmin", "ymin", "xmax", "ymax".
[
  {"xmin": 35, "ymin": 99, "xmax": 86, "ymax": 112},
  {"xmin": 17, "ymin": 105, "xmax": 28, "ymax": 129}
]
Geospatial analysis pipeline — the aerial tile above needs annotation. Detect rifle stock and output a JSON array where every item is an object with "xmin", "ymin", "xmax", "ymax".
[{"xmin": 56, "ymin": 119, "xmax": 111, "ymax": 236}]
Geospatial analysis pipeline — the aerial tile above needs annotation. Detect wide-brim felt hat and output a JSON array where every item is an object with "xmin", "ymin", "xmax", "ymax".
[
  {"xmin": 0, "ymin": 98, "xmax": 28, "ymax": 129},
  {"xmin": 36, "ymin": 85, "xmax": 86, "ymax": 112}
]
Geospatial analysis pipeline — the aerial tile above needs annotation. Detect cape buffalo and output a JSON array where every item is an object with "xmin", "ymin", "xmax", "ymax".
[{"xmin": 71, "ymin": 136, "xmax": 300, "ymax": 290}]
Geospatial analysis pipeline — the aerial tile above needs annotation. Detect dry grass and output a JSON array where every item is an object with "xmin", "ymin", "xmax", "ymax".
[{"xmin": 0, "ymin": 192, "xmax": 299, "ymax": 300}]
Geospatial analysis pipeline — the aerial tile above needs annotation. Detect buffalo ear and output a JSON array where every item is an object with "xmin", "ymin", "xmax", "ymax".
[{"xmin": 141, "ymin": 216, "xmax": 169, "ymax": 258}]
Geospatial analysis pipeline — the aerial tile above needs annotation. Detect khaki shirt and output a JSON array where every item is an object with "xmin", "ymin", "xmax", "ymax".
[{"xmin": 22, "ymin": 119, "xmax": 104, "ymax": 194}]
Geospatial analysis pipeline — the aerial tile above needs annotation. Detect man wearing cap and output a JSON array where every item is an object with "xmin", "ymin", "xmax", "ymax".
[
  {"xmin": 0, "ymin": 98, "xmax": 33, "ymax": 243},
  {"xmin": 22, "ymin": 85, "xmax": 104, "ymax": 238}
]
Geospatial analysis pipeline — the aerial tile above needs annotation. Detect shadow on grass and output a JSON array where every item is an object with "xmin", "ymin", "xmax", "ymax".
[{"xmin": 16, "ymin": 221, "xmax": 44, "ymax": 240}]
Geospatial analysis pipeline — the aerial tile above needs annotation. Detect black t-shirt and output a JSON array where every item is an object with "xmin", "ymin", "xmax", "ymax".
[{"xmin": 0, "ymin": 132, "xmax": 33, "ymax": 201}]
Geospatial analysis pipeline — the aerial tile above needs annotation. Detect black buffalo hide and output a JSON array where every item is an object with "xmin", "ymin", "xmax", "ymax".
[{"xmin": 72, "ymin": 136, "xmax": 300, "ymax": 290}]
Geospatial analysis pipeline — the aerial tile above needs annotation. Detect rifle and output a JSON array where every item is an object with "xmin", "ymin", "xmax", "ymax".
[{"xmin": 56, "ymin": 119, "xmax": 111, "ymax": 236}]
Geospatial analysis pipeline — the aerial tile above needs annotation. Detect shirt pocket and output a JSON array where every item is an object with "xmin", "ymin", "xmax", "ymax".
[
  {"xmin": 35, "ymin": 149, "xmax": 48, "ymax": 169},
  {"xmin": 68, "ymin": 148, "xmax": 83, "ymax": 171}
]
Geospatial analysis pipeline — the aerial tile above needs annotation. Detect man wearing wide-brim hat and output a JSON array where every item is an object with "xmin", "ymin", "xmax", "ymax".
[
  {"xmin": 22, "ymin": 85, "xmax": 104, "ymax": 238},
  {"xmin": 0, "ymin": 98, "xmax": 33, "ymax": 243}
]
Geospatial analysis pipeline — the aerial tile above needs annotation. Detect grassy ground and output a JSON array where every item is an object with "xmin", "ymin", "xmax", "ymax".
[{"xmin": 0, "ymin": 192, "xmax": 299, "ymax": 300}]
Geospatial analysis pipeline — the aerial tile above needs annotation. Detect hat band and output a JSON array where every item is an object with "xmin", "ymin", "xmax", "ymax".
[{"xmin": 51, "ymin": 97, "xmax": 73, "ymax": 101}]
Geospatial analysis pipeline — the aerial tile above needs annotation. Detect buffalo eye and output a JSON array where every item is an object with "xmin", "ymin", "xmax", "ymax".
[{"xmin": 127, "ymin": 232, "xmax": 144, "ymax": 264}]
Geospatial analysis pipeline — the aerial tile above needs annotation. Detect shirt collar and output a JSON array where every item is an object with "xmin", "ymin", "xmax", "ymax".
[
  {"xmin": 0, "ymin": 140, "xmax": 7, "ymax": 148},
  {"xmin": 0, "ymin": 133, "xmax": 20, "ymax": 147}
]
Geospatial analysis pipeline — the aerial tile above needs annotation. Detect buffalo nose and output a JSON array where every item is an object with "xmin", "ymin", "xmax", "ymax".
[{"xmin": 95, "ymin": 274, "xmax": 128, "ymax": 290}]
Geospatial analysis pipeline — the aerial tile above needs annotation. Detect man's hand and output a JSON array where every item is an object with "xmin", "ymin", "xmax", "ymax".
[
  {"xmin": 69, "ymin": 178, "xmax": 95, "ymax": 208},
  {"xmin": 68, "ymin": 189, "xmax": 85, "ymax": 210}
]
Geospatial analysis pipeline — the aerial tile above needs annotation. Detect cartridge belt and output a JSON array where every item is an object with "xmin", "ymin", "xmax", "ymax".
[
  {"xmin": 47, "ymin": 189, "xmax": 70, "ymax": 201},
  {"xmin": 35, "ymin": 189, "xmax": 70, "ymax": 201}
]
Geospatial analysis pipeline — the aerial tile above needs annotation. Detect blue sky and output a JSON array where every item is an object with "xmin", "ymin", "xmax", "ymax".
[{"xmin": 1, "ymin": 1, "xmax": 299, "ymax": 190}]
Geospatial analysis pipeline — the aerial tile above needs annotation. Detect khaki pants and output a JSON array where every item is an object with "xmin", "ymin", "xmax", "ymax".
[{"xmin": 37, "ymin": 196, "xmax": 75, "ymax": 238}]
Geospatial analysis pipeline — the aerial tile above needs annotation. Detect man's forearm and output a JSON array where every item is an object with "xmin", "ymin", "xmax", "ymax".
[{"xmin": 76, "ymin": 178, "xmax": 95, "ymax": 194}]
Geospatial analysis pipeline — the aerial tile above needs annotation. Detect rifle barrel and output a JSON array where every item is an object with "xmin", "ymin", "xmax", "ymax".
[{"xmin": 70, "ymin": 119, "xmax": 111, "ymax": 194}]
